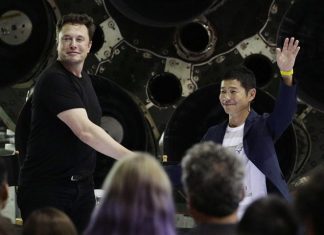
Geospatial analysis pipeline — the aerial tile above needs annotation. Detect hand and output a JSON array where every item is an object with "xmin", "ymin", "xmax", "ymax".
[{"xmin": 276, "ymin": 37, "xmax": 300, "ymax": 71}]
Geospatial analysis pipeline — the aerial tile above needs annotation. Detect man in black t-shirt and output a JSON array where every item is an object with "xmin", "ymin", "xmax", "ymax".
[{"xmin": 17, "ymin": 13, "xmax": 132, "ymax": 233}]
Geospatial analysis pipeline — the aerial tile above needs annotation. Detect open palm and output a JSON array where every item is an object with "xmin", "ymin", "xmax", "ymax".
[{"xmin": 276, "ymin": 37, "xmax": 300, "ymax": 71}]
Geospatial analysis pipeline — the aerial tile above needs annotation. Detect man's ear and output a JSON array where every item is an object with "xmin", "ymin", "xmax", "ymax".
[
  {"xmin": 304, "ymin": 217, "xmax": 315, "ymax": 235},
  {"xmin": 187, "ymin": 197, "xmax": 196, "ymax": 217},
  {"xmin": 187, "ymin": 196, "xmax": 196, "ymax": 215},
  {"xmin": 87, "ymin": 40, "xmax": 92, "ymax": 53},
  {"xmin": 239, "ymin": 186, "xmax": 245, "ymax": 202},
  {"xmin": 0, "ymin": 183, "xmax": 9, "ymax": 209},
  {"xmin": 187, "ymin": 196, "xmax": 192, "ymax": 209},
  {"xmin": 248, "ymin": 88, "xmax": 256, "ymax": 101},
  {"xmin": 56, "ymin": 36, "xmax": 59, "ymax": 50}
]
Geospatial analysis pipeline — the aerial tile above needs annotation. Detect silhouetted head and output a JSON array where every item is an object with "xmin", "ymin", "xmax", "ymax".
[
  {"xmin": 23, "ymin": 207, "xmax": 77, "ymax": 235},
  {"xmin": 182, "ymin": 141, "xmax": 245, "ymax": 218},
  {"xmin": 238, "ymin": 195, "xmax": 298, "ymax": 235},
  {"xmin": 84, "ymin": 152, "xmax": 176, "ymax": 235},
  {"xmin": 295, "ymin": 166, "xmax": 324, "ymax": 235}
]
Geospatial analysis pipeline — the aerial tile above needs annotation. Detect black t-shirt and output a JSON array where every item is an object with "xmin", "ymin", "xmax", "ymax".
[{"xmin": 19, "ymin": 61, "xmax": 102, "ymax": 186}]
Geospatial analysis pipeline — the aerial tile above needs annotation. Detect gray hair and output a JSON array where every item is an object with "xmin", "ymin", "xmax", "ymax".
[{"xmin": 181, "ymin": 141, "xmax": 245, "ymax": 217}]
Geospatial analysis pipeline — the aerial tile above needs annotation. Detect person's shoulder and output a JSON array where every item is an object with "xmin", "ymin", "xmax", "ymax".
[
  {"xmin": 245, "ymin": 111, "xmax": 269, "ymax": 129},
  {"xmin": 208, "ymin": 121, "xmax": 227, "ymax": 131},
  {"xmin": 184, "ymin": 226, "xmax": 200, "ymax": 235},
  {"xmin": 0, "ymin": 215, "xmax": 16, "ymax": 235},
  {"xmin": 0, "ymin": 215, "xmax": 12, "ymax": 223},
  {"xmin": 37, "ymin": 62, "xmax": 70, "ymax": 86},
  {"xmin": 42, "ymin": 61, "xmax": 67, "ymax": 78},
  {"xmin": 186, "ymin": 224, "xmax": 237, "ymax": 235},
  {"xmin": 202, "ymin": 122, "xmax": 225, "ymax": 139},
  {"xmin": 247, "ymin": 110, "xmax": 267, "ymax": 122}
]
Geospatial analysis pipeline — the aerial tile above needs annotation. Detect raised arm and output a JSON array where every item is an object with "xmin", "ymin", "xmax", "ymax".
[
  {"xmin": 266, "ymin": 37, "xmax": 300, "ymax": 139},
  {"xmin": 276, "ymin": 37, "xmax": 301, "ymax": 86}
]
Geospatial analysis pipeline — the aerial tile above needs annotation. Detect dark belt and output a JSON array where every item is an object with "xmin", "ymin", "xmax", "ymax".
[{"xmin": 70, "ymin": 175, "xmax": 90, "ymax": 182}]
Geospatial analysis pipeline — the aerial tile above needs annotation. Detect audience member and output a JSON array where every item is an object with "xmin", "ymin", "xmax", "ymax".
[
  {"xmin": 22, "ymin": 207, "xmax": 77, "ymax": 235},
  {"xmin": 0, "ymin": 158, "xmax": 15, "ymax": 235},
  {"xmin": 181, "ymin": 141, "xmax": 245, "ymax": 235},
  {"xmin": 238, "ymin": 195, "xmax": 298, "ymax": 235},
  {"xmin": 84, "ymin": 152, "xmax": 176, "ymax": 235},
  {"xmin": 0, "ymin": 216, "xmax": 15, "ymax": 235},
  {"xmin": 0, "ymin": 158, "xmax": 9, "ymax": 210},
  {"xmin": 294, "ymin": 166, "xmax": 324, "ymax": 235}
]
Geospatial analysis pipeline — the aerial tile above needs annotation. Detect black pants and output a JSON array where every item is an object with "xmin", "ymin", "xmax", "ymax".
[{"xmin": 17, "ymin": 177, "xmax": 96, "ymax": 234}]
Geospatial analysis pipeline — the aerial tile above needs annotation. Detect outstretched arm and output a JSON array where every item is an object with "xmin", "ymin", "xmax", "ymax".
[
  {"xmin": 276, "ymin": 37, "xmax": 301, "ymax": 86},
  {"xmin": 58, "ymin": 108, "xmax": 133, "ymax": 160}
]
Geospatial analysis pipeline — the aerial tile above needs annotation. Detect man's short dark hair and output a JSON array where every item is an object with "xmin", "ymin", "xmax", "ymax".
[
  {"xmin": 238, "ymin": 196, "xmax": 298, "ymax": 235},
  {"xmin": 223, "ymin": 65, "xmax": 256, "ymax": 93},
  {"xmin": 56, "ymin": 13, "xmax": 96, "ymax": 40},
  {"xmin": 181, "ymin": 141, "xmax": 244, "ymax": 217},
  {"xmin": 295, "ymin": 166, "xmax": 324, "ymax": 235}
]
